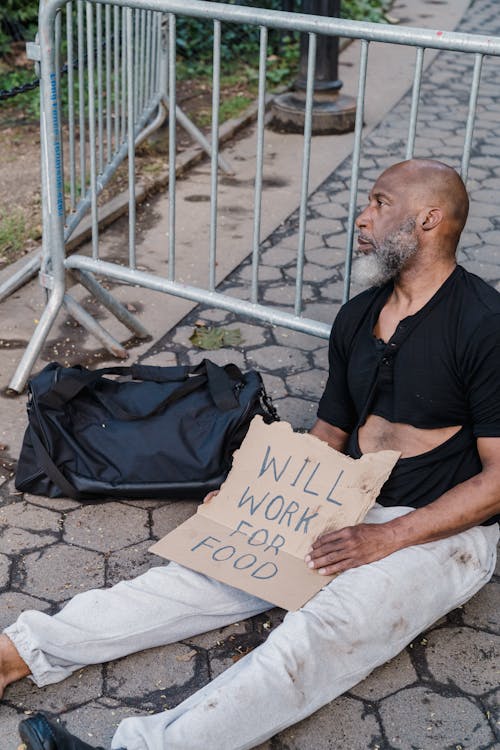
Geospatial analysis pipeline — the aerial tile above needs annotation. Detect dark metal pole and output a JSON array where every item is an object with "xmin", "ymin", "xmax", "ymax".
[
  {"xmin": 296, "ymin": 0, "xmax": 342, "ymax": 91},
  {"xmin": 270, "ymin": 0, "xmax": 356, "ymax": 134}
]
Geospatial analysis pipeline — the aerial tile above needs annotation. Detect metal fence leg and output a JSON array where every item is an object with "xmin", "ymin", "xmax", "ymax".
[
  {"xmin": 71, "ymin": 268, "xmax": 150, "ymax": 339},
  {"xmin": 8, "ymin": 286, "xmax": 64, "ymax": 393},
  {"xmin": 62, "ymin": 293, "xmax": 129, "ymax": 358}
]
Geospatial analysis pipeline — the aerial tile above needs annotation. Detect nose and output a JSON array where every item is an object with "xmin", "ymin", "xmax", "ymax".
[{"xmin": 355, "ymin": 205, "xmax": 369, "ymax": 229}]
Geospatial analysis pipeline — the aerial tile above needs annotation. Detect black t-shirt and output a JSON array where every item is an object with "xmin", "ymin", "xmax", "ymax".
[{"xmin": 317, "ymin": 265, "xmax": 500, "ymax": 525}]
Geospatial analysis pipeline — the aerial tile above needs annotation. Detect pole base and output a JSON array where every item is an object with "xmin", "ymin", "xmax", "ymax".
[{"xmin": 268, "ymin": 90, "xmax": 357, "ymax": 135}]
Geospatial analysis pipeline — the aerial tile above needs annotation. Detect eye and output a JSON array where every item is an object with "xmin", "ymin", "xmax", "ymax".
[{"xmin": 376, "ymin": 197, "xmax": 386, "ymax": 207}]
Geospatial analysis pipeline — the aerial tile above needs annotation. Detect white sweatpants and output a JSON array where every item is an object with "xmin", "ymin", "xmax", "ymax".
[{"xmin": 4, "ymin": 506, "xmax": 498, "ymax": 750}]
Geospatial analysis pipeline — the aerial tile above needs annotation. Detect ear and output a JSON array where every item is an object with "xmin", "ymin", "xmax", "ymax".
[{"xmin": 420, "ymin": 207, "xmax": 442, "ymax": 231}]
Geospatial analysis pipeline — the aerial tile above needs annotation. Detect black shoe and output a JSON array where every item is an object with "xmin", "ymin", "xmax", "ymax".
[{"xmin": 18, "ymin": 712, "xmax": 106, "ymax": 750}]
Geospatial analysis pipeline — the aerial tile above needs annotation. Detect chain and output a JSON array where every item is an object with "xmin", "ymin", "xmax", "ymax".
[
  {"xmin": 0, "ymin": 33, "xmax": 110, "ymax": 101},
  {"xmin": 0, "ymin": 77, "xmax": 40, "ymax": 100}
]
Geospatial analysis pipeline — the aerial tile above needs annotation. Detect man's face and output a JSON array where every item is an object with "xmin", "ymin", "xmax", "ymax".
[{"xmin": 353, "ymin": 171, "xmax": 419, "ymax": 286}]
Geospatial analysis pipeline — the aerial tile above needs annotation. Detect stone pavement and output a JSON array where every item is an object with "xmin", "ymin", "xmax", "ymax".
[{"xmin": 1, "ymin": 0, "xmax": 500, "ymax": 748}]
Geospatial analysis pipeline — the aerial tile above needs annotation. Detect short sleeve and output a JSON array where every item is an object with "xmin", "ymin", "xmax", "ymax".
[
  {"xmin": 317, "ymin": 312, "xmax": 357, "ymax": 433},
  {"xmin": 464, "ymin": 314, "xmax": 500, "ymax": 437}
]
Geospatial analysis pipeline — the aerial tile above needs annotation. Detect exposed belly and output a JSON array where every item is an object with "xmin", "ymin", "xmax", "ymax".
[{"xmin": 358, "ymin": 414, "xmax": 462, "ymax": 458}]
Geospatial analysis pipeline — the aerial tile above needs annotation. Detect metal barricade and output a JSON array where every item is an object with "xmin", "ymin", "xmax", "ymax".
[
  {"xmin": 8, "ymin": 0, "xmax": 500, "ymax": 392},
  {"xmin": 0, "ymin": 0, "xmax": 229, "ymax": 303}
]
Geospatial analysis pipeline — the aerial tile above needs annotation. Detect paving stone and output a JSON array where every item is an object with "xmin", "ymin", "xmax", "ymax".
[
  {"xmin": 185, "ymin": 619, "xmax": 248, "ymax": 651},
  {"xmin": 301, "ymin": 301, "xmax": 340, "ymax": 324},
  {"xmin": 0, "ymin": 591, "xmax": 50, "ymax": 632},
  {"xmin": 237, "ymin": 263, "xmax": 283, "ymax": 282},
  {"xmin": 350, "ymin": 648, "xmax": 418, "ymax": 701},
  {"xmin": 284, "ymin": 262, "xmax": 339, "ymax": 284},
  {"xmin": 107, "ymin": 642, "xmax": 207, "ymax": 704},
  {"xmin": 273, "ymin": 396, "xmax": 317, "ymax": 428},
  {"xmin": 260, "ymin": 244, "xmax": 297, "ymax": 267},
  {"xmin": 231, "ymin": 321, "xmax": 268, "ymax": 347},
  {"xmin": 286, "ymin": 370, "xmax": 328, "ymax": 401},
  {"xmin": 261, "ymin": 283, "xmax": 306, "ymax": 306},
  {"xmin": 171, "ymin": 324, "xmax": 199, "ymax": 347},
  {"xmin": 304, "ymin": 217, "xmax": 343, "ymax": 237},
  {"xmin": 269, "ymin": 694, "xmax": 380, "ymax": 750},
  {"xmin": 62, "ymin": 502, "xmax": 149, "ymax": 553},
  {"xmin": 260, "ymin": 372, "xmax": 288, "ymax": 400},
  {"xmin": 24, "ymin": 494, "xmax": 82, "ymax": 512},
  {"xmin": 312, "ymin": 201, "xmax": 349, "ymax": 219},
  {"xmin": 424, "ymin": 627, "xmax": 499, "ymax": 695},
  {"xmin": 312, "ymin": 348, "xmax": 330, "ymax": 371},
  {"xmin": 119, "ymin": 499, "xmax": 166, "ymax": 510},
  {"xmin": 140, "ymin": 351, "xmax": 178, "ymax": 367},
  {"xmin": 247, "ymin": 346, "xmax": 310, "ymax": 374},
  {"xmin": 0, "ymin": 551, "xmax": 10, "ymax": 589},
  {"xmin": 0, "ymin": 501, "xmax": 61, "ymax": 533},
  {"xmin": 60, "ymin": 700, "xmax": 147, "ymax": 750},
  {"xmin": 273, "ymin": 328, "xmax": 325, "ymax": 352},
  {"xmin": 461, "ymin": 581, "xmax": 499, "ymax": 631},
  {"xmin": 152, "ymin": 501, "xmax": 199, "ymax": 540},
  {"xmin": 379, "ymin": 686, "xmax": 495, "ymax": 749},
  {"xmin": 0, "ymin": 704, "xmax": 26, "ymax": 749},
  {"xmin": 305, "ymin": 246, "xmax": 348, "ymax": 267},
  {"xmin": 106, "ymin": 540, "xmax": 164, "ymax": 588},
  {"xmin": 7, "ymin": 664, "xmax": 103, "ymax": 714},
  {"xmin": 0, "ymin": 526, "xmax": 57, "ymax": 555},
  {"xmin": 195, "ymin": 307, "xmax": 232, "ymax": 323},
  {"xmin": 23, "ymin": 543, "xmax": 105, "ymax": 602}
]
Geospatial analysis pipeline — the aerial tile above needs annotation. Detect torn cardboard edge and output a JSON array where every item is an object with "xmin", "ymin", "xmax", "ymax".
[{"xmin": 150, "ymin": 416, "xmax": 400, "ymax": 610}]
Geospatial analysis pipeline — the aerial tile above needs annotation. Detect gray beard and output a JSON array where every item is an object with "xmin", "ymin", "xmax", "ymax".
[{"xmin": 352, "ymin": 219, "xmax": 418, "ymax": 287}]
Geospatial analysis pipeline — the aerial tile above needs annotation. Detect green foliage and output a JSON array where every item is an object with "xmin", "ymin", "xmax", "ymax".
[
  {"xmin": 341, "ymin": 0, "xmax": 392, "ymax": 23},
  {"xmin": 0, "ymin": 0, "xmax": 39, "ymax": 55}
]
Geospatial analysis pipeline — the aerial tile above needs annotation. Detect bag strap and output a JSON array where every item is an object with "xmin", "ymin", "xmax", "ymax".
[
  {"xmin": 29, "ymin": 426, "xmax": 79, "ymax": 499},
  {"xmin": 36, "ymin": 360, "xmax": 242, "ymax": 420}
]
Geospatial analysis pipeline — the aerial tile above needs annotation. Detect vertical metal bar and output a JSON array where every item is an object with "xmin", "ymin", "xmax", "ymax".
[
  {"xmin": 343, "ymin": 39, "xmax": 369, "ymax": 304},
  {"xmin": 208, "ymin": 20, "xmax": 221, "ymax": 292},
  {"xmin": 461, "ymin": 52, "xmax": 484, "ymax": 185},
  {"xmin": 66, "ymin": 1, "xmax": 76, "ymax": 210},
  {"xmin": 294, "ymin": 32, "xmax": 316, "ymax": 317},
  {"xmin": 54, "ymin": 10, "xmax": 65, "ymax": 220},
  {"xmin": 121, "ymin": 6, "xmax": 127, "ymax": 144},
  {"xmin": 134, "ymin": 9, "xmax": 140, "ymax": 122},
  {"xmin": 86, "ymin": 2, "xmax": 99, "ymax": 259},
  {"xmin": 157, "ymin": 12, "xmax": 164, "ymax": 96},
  {"xmin": 251, "ymin": 26, "xmax": 268, "ymax": 305},
  {"xmin": 150, "ymin": 12, "xmax": 159, "ymax": 98},
  {"xmin": 77, "ymin": 0, "xmax": 86, "ymax": 199},
  {"xmin": 113, "ymin": 4, "xmax": 120, "ymax": 151},
  {"xmin": 139, "ymin": 9, "xmax": 146, "ymax": 112},
  {"xmin": 105, "ymin": 3, "xmax": 112, "ymax": 163},
  {"xmin": 167, "ymin": 13, "xmax": 176, "ymax": 280},
  {"xmin": 145, "ymin": 10, "xmax": 152, "ymax": 106},
  {"xmin": 96, "ymin": 3, "xmax": 104, "ymax": 174},
  {"xmin": 406, "ymin": 46, "xmax": 424, "ymax": 160},
  {"xmin": 126, "ymin": 6, "xmax": 136, "ymax": 268}
]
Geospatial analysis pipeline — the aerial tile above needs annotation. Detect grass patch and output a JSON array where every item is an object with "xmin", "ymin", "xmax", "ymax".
[{"xmin": 0, "ymin": 209, "xmax": 40, "ymax": 263}]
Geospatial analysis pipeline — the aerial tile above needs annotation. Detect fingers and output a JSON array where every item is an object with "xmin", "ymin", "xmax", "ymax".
[
  {"xmin": 304, "ymin": 527, "xmax": 362, "ymax": 575},
  {"xmin": 203, "ymin": 490, "xmax": 220, "ymax": 504}
]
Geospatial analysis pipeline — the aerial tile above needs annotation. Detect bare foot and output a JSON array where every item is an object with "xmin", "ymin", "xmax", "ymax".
[{"xmin": 0, "ymin": 634, "xmax": 31, "ymax": 698}]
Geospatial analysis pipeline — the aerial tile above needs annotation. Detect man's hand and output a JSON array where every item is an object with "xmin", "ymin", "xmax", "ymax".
[
  {"xmin": 203, "ymin": 490, "xmax": 219, "ymax": 504},
  {"xmin": 304, "ymin": 522, "xmax": 399, "ymax": 575}
]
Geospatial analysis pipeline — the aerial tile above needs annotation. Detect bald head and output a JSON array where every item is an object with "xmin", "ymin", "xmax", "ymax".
[{"xmin": 378, "ymin": 159, "xmax": 469, "ymax": 243}]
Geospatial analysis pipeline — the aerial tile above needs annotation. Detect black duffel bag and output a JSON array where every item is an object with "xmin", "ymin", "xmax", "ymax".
[{"xmin": 15, "ymin": 359, "xmax": 279, "ymax": 501}]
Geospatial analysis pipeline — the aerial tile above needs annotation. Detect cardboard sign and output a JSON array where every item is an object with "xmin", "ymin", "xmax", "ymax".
[{"xmin": 150, "ymin": 417, "xmax": 399, "ymax": 610}]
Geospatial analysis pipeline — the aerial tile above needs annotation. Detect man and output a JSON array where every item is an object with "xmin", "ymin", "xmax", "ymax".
[{"xmin": 2, "ymin": 159, "xmax": 499, "ymax": 750}]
